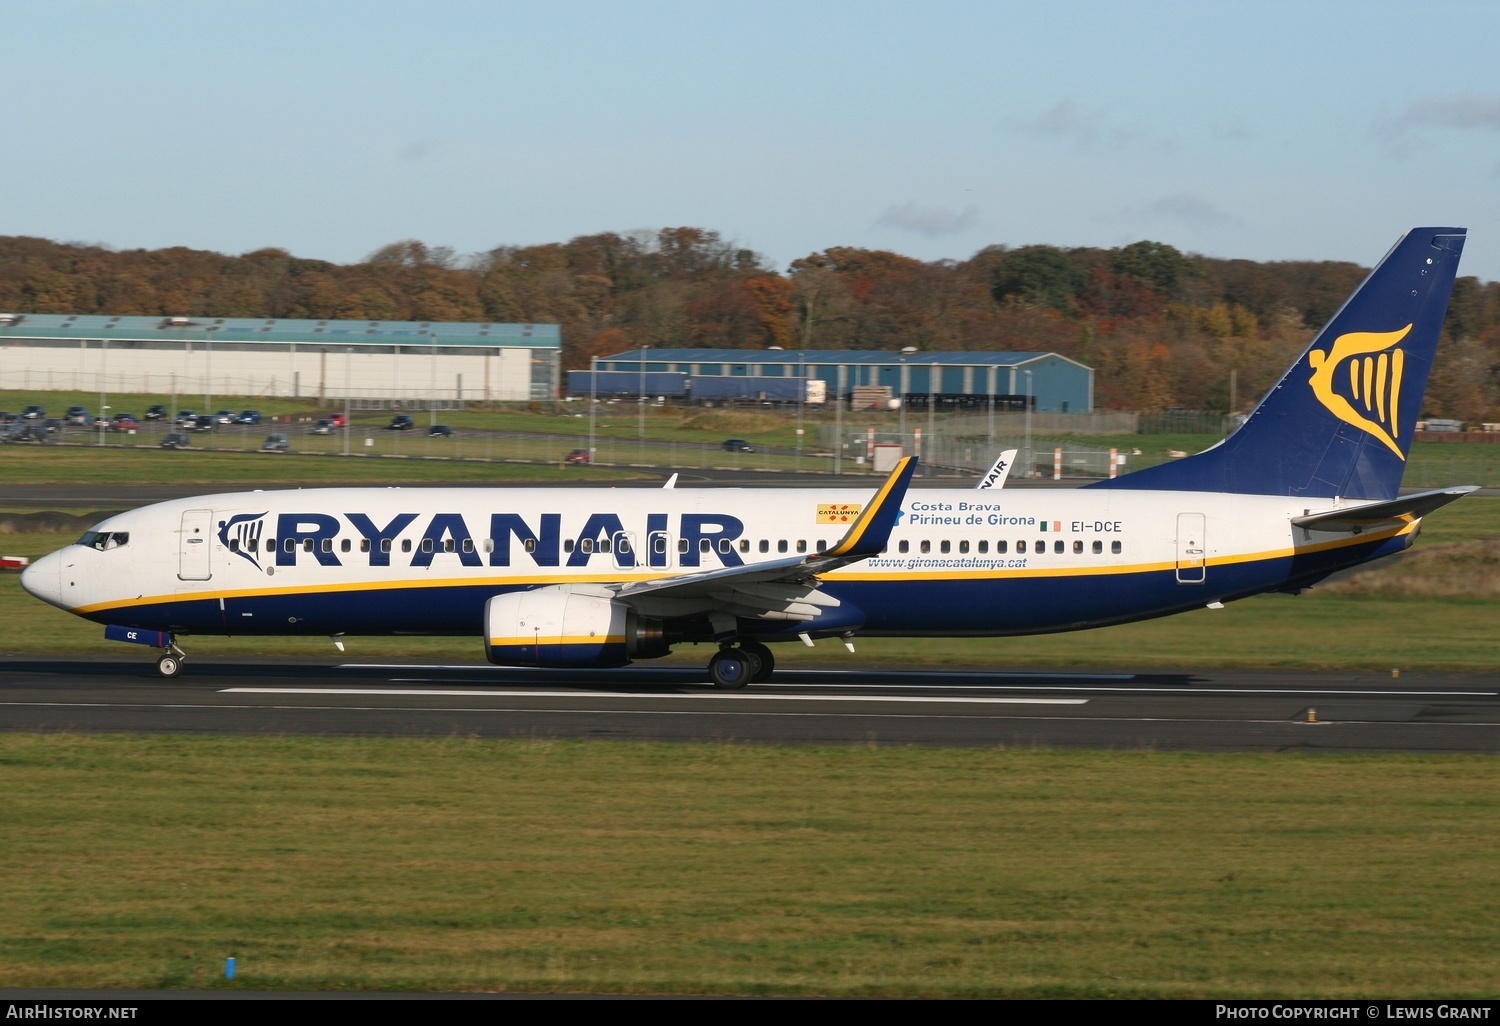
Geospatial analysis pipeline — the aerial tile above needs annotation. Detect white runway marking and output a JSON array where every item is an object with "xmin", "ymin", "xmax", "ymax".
[{"xmin": 220, "ymin": 687, "xmax": 1088, "ymax": 706}]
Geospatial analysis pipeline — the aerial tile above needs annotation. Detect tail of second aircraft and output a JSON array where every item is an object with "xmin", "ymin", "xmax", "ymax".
[{"xmin": 1092, "ymin": 227, "xmax": 1467, "ymax": 500}]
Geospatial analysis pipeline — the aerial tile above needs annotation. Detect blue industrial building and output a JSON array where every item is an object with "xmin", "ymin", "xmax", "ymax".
[{"xmin": 571, "ymin": 349, "xmax": 1093, "ymax": 413}]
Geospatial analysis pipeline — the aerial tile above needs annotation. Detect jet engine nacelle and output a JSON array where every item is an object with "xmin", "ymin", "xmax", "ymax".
[{"xmin": 484, "ymin": 586, "xmax": 668, "ymax": 668}]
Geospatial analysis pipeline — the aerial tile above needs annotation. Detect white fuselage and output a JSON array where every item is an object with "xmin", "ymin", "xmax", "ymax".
[{"xmin": 23, "ymin": 485, "xmax": 1411, "ymax": 644}]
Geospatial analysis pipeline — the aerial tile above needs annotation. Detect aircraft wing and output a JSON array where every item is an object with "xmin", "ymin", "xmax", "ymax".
[
  {"xmin": 1291, "ymin": 485, "xmax": 1478, "ymax": 534},
  {"xmin": 613, "ymin": 457, "xmax": 917, "ymax": 621}
]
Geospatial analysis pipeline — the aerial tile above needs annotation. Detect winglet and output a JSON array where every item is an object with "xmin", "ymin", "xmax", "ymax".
[{"xmin": 825, "ymin": 456, "xmax": 917, "ymax": 559}]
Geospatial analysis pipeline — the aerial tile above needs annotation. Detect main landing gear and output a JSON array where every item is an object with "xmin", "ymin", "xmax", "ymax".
[{"xmin": 708, "ymin": 640, "xmax": 775, "ymax": 689}]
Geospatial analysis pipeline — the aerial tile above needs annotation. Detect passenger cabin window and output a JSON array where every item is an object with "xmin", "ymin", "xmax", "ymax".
[
  {"xmin": 361, "ymin": 539, "xmax": 372, "ymax": 553},
  {"xmin": 778, "ymin": 540, "xmax": 788, "ymax": 553},
  {"xmin": 401, "ymin": 539, "xmax": 412, "ymax": 553},
  {"xmin": 796, "ymin": 540, "xmax": 807, "ymax": 553},
  {"xmin": 959, "ymin": 540, "xmax": 969, "ymax": 554},
  {"xmin": 996, "ymin": 540, "xmax": 1007, "ymax": 554},
  {"xmin": 341, "ymin": 539, "xmax": 352, "ymax": 553},
  {"xmin": 899, "ymin": 540, "xmax": 909, "ymax": 554},
  {"xmin": 940, "ymin": 540, "xmax": 950, "ymax": 554},
  {"xmin": 381, "ymin": 539, "xmax": 392, "ymax": 553},
  {"xmin": 758, "ymin": 540, "xmax": 768, "ymax": 553},
  {"xmin": 1092, "ymin": 540, "xmax": 1102, "ymax": 554},
  {"xmin": 816, "ymin": 540, "xmax": 827, "ymax": 553},
  {"xmin": 1054, "ymin": 540, "xmax": 1064, "ymax": 554},
  {"xmin": 719, "ymin": 539, "xmax": 732, "ymax": 554},
  {"xmin": 563, "ymin": 539, "xmax": 575, "ymax": 553},
  {"xmin": 462, "ymin": 539, "xmax": 474, "ymax": 554},
  {"xmin": 978, "ymin": 540, "xmax": 988, "ymax": 554},
  {"xmin": 920, "ymin": 540, "xmax": 931, "ymax": 554},
  {"xmin": 653, "ymin": 536, "xmax": 667, "ymax": 554},
  {"xmin": 228, "ymin": 538, "xmax": 239, "ymax": 552},
  {"xmin": 679, "ymin": 539, "xmax": 689, "ymax": 554},
  {"xmin": 1017, "ymin": 540, "xmax": 1027, "ymax": 554},
  {"xmin": 739, "ymin": 539, "xmax": 750, "ymax": 553},
  {"xmin": 321, "ymin": 538, "xmax": 333, "ymax": 553},
  {"xmin": 579, "ymin": 538, "xmax": 593, "ymax": 553},
  {"xmin": 1036, "ymin": 538, "xmax": 1045, "ymax": 552},
  {"xmin": 266, "ymin": 539, "xmax": 276, "ymax": 552},
  {"xmin": 1112, "ymin": 540, "xmax": 1122, "ymax": 554},
  {"xmin": 1073, "ymin": 540, "xmax": 1083, "ymax": 554},
  {"xmin": 525, "ymin": 538, "xmax": 537, "ymax": 553},
  {"xmin": 700, "ymin": 539, "xmax": 711, "ymax": 553},
  {"xmin": 443, "ymin": 538, "xmax": 456, "ymax": 553},
  {"xmin": 421, "ymin": 539, "xmax": 434, "ymax": 554}
]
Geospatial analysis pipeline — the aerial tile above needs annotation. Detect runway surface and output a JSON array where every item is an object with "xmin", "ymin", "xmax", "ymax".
[{"xmin": 1, "ymin": 657, "xmax": 1497, "ymax": 752}]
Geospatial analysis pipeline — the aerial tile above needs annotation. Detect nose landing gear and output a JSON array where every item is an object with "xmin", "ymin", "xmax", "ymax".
[{"xmin": 156, "ymin": 642, "xmax": 187, "ymax": 678}]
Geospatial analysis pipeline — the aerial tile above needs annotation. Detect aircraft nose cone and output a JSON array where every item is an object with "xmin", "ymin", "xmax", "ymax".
[{"xmin": 20, "ymin": 551, "xmax": 65, "ymax": 609}]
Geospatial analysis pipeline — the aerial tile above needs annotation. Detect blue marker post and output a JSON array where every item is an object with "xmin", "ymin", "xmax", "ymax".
[{"xmin": 226, "ymin": 956, "xmax": 235, "ymax": 980}]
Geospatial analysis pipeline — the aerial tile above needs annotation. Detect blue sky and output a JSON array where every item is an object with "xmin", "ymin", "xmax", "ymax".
[{"xmin": 4, "ymin": 1, "xmax": 1499, "ymax": 280}]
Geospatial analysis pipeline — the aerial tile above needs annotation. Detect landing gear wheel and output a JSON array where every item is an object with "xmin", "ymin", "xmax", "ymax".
[
  {"xmin": 157, "ymin": 653, "xmax": 182, "ymax": 678},
  {"xmin": 708, "ymin": 648, "xmax": 753, "ymax": 689},
  {"xmin": 741, "ymin": 641, "xmax": 775, "ymax": 682}
]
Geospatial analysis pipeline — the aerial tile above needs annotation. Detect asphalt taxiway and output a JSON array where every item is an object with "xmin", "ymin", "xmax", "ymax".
[{"xmin": 1, "ymin": 658, "xmax": 1496, "ymax": 753}]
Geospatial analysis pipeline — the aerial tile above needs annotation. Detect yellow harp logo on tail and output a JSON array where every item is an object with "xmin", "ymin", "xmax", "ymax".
[{"xmin": 1307, "ymin": 324, "xmax": 1412, "ymax": 460}]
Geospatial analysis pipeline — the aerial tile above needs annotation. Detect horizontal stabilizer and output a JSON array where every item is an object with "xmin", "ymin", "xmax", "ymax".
[{"xmin": 1291, "ymin": 486, "xmax": 1478, "ymax": 533}]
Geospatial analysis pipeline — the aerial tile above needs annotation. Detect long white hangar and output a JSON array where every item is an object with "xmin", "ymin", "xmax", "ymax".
[{"xmin": 0, "ymin": 313, "xmax": 561, "ymax": 403}]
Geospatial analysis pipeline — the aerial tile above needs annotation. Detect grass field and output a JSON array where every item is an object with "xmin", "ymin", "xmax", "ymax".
[{"xmin": 2, "ymin": 736, "xmax": 1496, "ymax": 996}]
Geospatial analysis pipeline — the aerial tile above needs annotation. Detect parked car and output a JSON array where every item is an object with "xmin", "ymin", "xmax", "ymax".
[
  {"xmin": 213, "ymin": 409, "xmax": 238, "ymax": 425},
  {"xmin": 111, "ymin": 414, "xmax": 139, "ymax": 432},
  {"xmin": 188, "ymin": 415, "xmax": 215, "ymax": 432},
  {"xmin": 21, "ymin": 405, "xmax": 45, "ymax": 420},
  {"xmin": 0, "ymin": 412, "xmax": 16, "ymax": 426},
  {"xmin": 3, "ymin": 423, "xmax": 51, "ymax": 443},
  {"xmin": 326, "ymin": 413, "xmax": 348, "ymax": 428},
  {"xmin": 174, "ymin": 410, "xmax": 199, "ymax": 427},
  {"xmin": 387, "ymin": 415, "xmax": 415, "ymax": 430},
  {"xmin": 260, "ymin": 433, "xmax": 290, "ymax": 452},
  {"xmin": 235, "ymin": 410, "xmax": 262, "ymax": 425},
  {"xmin": 310, "ymin": 419, "xmax": 336, "ymax": 435},
  {"xmin": 159, "ymin": 433, "xmax": 192, "ymax": 449},
  {"xmin": 427, "ymin": 424, "xmax": 452, "ymax": 438},
  {"xmin": 565, "ymin": 448, "xmax": 591, "ymax": 465},
  {"xmin": 144, "ymin": 405, "xmax": 167, "ymax": 421},
  {"xmin": 64, "ymin": 406, "xmax": 90, "ymax": 425},
  {"xmin": 721, "ymin": 438, "xmax": 756, "ymax": 452}
]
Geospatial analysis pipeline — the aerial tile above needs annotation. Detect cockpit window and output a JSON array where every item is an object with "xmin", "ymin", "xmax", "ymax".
[{"xmin": 77, "ymin": 530, "xmax": 129, "ymax": 551}]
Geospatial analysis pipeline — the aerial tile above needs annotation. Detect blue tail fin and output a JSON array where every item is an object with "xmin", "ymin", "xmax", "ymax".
[{"xmin": 1091, "ymin": 227, "xmax": 1467, "ymax": 499}]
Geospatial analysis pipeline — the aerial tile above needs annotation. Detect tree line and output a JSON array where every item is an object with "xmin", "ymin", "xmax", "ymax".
[{"xmin": 1, "ymin": 229, "xmax": 1497, "ymax": 418}]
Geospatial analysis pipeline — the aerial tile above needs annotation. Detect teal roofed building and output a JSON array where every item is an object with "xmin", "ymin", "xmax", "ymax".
[{"xmin": 0, "ymin": 313, "xmax": 561, "ymax": 402}]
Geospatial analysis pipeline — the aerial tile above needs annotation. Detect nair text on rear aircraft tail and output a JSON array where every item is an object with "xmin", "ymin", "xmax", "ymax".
[{"xmin": 21, "ymin": 228, "xmax": 1474, "ymax": 687}]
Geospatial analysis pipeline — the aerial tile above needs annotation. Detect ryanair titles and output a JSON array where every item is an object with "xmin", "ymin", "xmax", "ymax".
[{"xmin": 219, "ymin": 511, "xmax": 747, "ymax": 571}]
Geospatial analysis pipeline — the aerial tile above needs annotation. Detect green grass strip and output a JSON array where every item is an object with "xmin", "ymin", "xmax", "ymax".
[{"xmin": 1, "ymin": 736, "xmax": 1496, "ymax": 996}]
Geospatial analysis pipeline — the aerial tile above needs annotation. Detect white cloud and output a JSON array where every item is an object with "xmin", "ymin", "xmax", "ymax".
[
  {"xmin": 1143, "ymin": 192, "xmax": 1236, "ymax": 228},
  {"xmin": 1376, "ymin": 93, "xmax": 1500, "ymax": 166},
  {"xmin": 875, "ymin": 202, "xmax": 980, "ymax": 237}
]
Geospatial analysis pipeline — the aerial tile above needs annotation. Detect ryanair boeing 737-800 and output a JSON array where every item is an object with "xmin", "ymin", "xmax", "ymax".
[{"xmin": 21, "ymin": 228, "xmax": 1475, "ymax": 687}]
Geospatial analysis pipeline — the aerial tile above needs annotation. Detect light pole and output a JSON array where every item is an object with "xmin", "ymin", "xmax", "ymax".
[
  {"xmin": 834, "ymin": 362, "xmax": 844, "ymax": 476},
  {"xmin": 898, "ymin": 346, "xmax": 916, "ymax": 450},
  {"xmin": 927, "ymin": 361, "xmax": 937, "ymax": 478},
  {"xmin": 98, "ymin": 338, "xmax": 108, "ymax": 446},
  {"xmin": 638, "ymin": 344, "xmax": 648, "ymax": 462},
  {"xmin": 796, "ymin": 350, "xmax": 805, "ymax": 471},
  {"xmin": 343, "ymin": 348, "xmax": 352, "ymax": 457},
  {"xmin": 589, "ymin": 355, "xmax": 598, "ymax": 462},
  {"xmin": 1024, "ymin": 369, "xmax": 1033, "ymax": 479}
]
